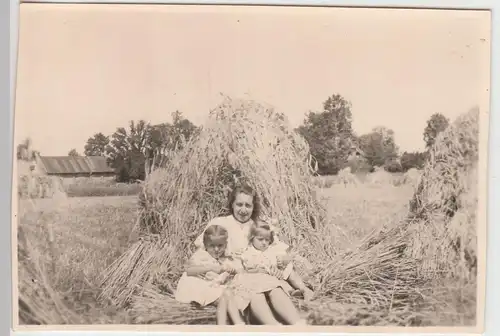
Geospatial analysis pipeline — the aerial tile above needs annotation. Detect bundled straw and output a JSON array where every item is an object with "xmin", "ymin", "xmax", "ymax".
[
  {"xmin": 99, "ymin": 237, "xmax": 182, "ymax": 306},
  {"xmin": 18, "ymin": 175, "xmax": 67, "ymax": 199},
  {"xmin": 100, "ymin": 97, "xmax": 327, "ymax": 306},
  {"xmin": 366, "ymin": 107, "xmax": 480, "ymax": 282},
  {"xmin": 406, "ymin": 107, "xmax": 480, "ymax": 278},
  {"xmin": 313, "ymin": 225, "xmax": 424, "ymax": 309},
  {"xmin": 18, "ymin": 219, "xmax": 83, "ymax": 325},
  {"xmin": 409, "ymin": 107, "xmax": 479, "ymax": 222},
  {"xmin": 129, "ymin": 278, "xmax": 428, "ymax": 326},
  {"xmin": 129, "ymin": 285, "xmax": 217, "ymax": 325}
]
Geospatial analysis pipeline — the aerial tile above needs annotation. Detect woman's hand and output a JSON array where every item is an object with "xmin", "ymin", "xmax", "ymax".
[
  {"xmin": 211, "ymin": 264, "xmax": 223, "ymax": 274},
  {"xmin": 205, "ymin": 271, "xmax": 219, "ymax": 280},
  {"xmin": 268, "ymin": 265, "xmax": 282, "ymax": 278},
  {"xmin": 222, "ymin": 263, "xmax": 238, "ymax": 274},
  {"xmin": 247, "ymin": 266, "xmax": 268, "ymax": 274},
  {"xmin": 276, "ymin": 254, "xmax": 293, "ymax": 268}
]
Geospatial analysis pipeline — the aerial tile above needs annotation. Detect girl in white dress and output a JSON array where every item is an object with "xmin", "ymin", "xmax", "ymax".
[
  {"xmin": 175, "ymin": 225, "xmax": 245, "ymax": 325},
  {"xmin": 241, "ymin": 222, "xmax": 296, "ymax": 283},
  {"xmin": 226, "ymin": 221, "xmax": 312, "ymax": 325}
]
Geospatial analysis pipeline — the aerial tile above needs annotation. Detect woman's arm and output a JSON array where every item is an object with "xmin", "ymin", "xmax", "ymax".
[
  {"xmin": 185, "ymin": 249, "xmax": 222, "ymax": 276},
  {"xmin": 185, "ymin": 264, "xmax": 222, "ymax": 277},
  {"xmin": 245, "ymin": 267, "xmax": 269, "ymax": 274}
]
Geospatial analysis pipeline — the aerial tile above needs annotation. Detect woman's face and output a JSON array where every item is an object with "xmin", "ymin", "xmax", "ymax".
[{"xmin": 232, "ymin": 192, "xmax": 254, "ymax": 223}]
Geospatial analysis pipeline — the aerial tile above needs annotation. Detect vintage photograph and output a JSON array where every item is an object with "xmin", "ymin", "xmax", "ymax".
[{"xmin": 13, "ymin": 3, "xmax": 490, "ymax": 330}]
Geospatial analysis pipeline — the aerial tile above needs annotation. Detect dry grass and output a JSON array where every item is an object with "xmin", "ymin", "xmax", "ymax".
[
  {"xmin": 65, "ymin": 183, "xmax": 142, "ymax": 198},
  {"xmin": 17, "ymin": 196, "xmax": 139, "ymax": 324}
]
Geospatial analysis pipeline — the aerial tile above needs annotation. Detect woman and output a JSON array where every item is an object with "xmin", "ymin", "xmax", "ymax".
[{"xmin": 193, "ymin": 184, "xmax": 311, "ymax": 325}]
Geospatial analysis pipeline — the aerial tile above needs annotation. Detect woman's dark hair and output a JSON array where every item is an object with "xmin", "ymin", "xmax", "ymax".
[{"xmin": 227, "ymin": 184, "xmax": 261, "ymax": 221}]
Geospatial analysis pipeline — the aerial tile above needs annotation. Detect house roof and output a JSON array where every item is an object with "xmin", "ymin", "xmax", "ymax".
[{"xmin": 38, "ymin": 156, "xmax": 115, "ymax": 175}]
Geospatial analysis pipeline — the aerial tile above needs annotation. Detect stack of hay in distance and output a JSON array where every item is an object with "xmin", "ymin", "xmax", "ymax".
[
  {"xmin": 18, "ymin": 175, "xmax": 67, "ymax": 199},
  {"xmin": 100, "ymin": 97, "xmax": 327, "ymax": 307}
]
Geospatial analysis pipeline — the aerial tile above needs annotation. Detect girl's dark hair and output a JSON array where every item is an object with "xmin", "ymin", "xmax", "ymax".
[
  {"xmin": 248, "ymin": 221, "xmax": 275, "ymax": 244},
  {"xmin": 227, "ymin": 184, "xmax": 261, "ymax": 221},
  {"xmin": 203, "ymin": 225, "xmax": 228, "ymax": 247}
]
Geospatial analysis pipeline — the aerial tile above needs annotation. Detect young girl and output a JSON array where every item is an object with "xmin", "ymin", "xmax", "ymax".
[
  {"xmin": 175, "ymin": 225, "xmax": 245, "ymax": 325},
  {"xmin": 226, "ymin": 221, "xmax": 313, "ymax": 325},
  {"xmin": 242, "ymin": 221, "xmax": 314, "ymax": 300}
]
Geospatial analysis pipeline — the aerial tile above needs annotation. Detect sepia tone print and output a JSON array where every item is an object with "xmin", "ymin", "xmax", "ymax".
[{"xmin": 13, "ymin": 3, "xmax": 490, "ymax": 331}]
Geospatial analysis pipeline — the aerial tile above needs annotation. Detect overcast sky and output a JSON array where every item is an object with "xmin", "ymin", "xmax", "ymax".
[{"xmin": 14, "ymin": 4, "xmax": 490, "ymax": 156}]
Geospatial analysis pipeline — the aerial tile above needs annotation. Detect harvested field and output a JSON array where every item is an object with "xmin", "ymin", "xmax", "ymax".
[
  {"xmin": 16, "ymin": 104, "xmax": 482, "ymax": 328},
  {"xmin": 17, "ymin": 182, "xmax": 477, "ymax": 326}
]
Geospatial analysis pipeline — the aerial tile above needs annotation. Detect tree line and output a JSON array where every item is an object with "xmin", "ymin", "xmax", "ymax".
[
  {"xmin": 67, "ymin": 111, "xmax": 198, "ymax": 182},
  {"xmin": 64, "ymin": 94, "xmax": 450, "ymax": 181},
  {"xmin": 295, "ymin": 94, "xmax": 450, "ymax": 175}
]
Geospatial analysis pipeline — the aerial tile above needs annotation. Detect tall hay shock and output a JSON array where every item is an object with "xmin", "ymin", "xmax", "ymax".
[
  {"xmin": 365, "ymin": 108, "xmax": 480, "ymax": 280},
  {"xmin": 406, "ymin": 107, "xmax": 479, "ymax": 279},
  {"xmin": 100, "ymin": 97, "xmax": 327, "ymax": 307}
]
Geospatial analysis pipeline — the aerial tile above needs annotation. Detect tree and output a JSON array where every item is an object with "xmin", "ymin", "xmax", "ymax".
[
  {"xmin": 84, "ymin": 133, "xmax": 110, "ymax": 156},
  {"xmin": 400, "ymin": 151, "xmax": 427, "ymax": 171},
  {"xmin": 384, "ymin": 158, "xmax": 403, "ymax": 173},
  {"xmin": 423, "ymin": 113, "xmax": 450, "ymax": 149},
  {"xmin": 105, "ymin": 120, "xmax": 152, "ymax": 182},
  {"xmin": 296, "ymin": 94, "xmax": 355, "ymax": 175},
  {"xmin": 358, "ymin": 126, "xmax": 399, "ymax": 168},
  {"xmin": 148, "ymin": 111, "xmax": 199, "ymax": 169},
  {"xmin": 68, "ymin": 149, "xmax": 80, "ymax": 156},
  {"xmin": 170, "ymin": 110, "xmax": 199, "ymax": 147},
  {"xmin": 103, "ymin": 113, "xmax": 199, "ymax": 182}
]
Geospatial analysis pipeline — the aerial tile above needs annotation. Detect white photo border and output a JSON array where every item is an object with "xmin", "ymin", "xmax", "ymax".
[{"xmin": 4, "ymin": 1, "xmax": 498, "ymax": 336}]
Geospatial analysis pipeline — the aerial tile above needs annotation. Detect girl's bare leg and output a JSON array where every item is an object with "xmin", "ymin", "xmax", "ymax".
[
  {"xmin": 268, "ymin": 288, "xmax": 304, "ymax": 325},
  {"xmin": 216, "ymin": 297, "xmax": 229, "ymax": 325},
  {"xmin": 249, "ymin": 293, "xmax": 282, "ymax": 325},
  {"xmin": 286, "ymin": 270, "xmax": 314, "ymax": 301},
  {"xmin": 226, "ymin": 298, "xmax": 245, "ymax": 325}
]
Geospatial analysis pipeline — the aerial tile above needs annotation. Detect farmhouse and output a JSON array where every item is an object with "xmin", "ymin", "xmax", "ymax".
[{"xmin": 26, "ymin": 154, "xmax": 115, "ymax": 178}]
